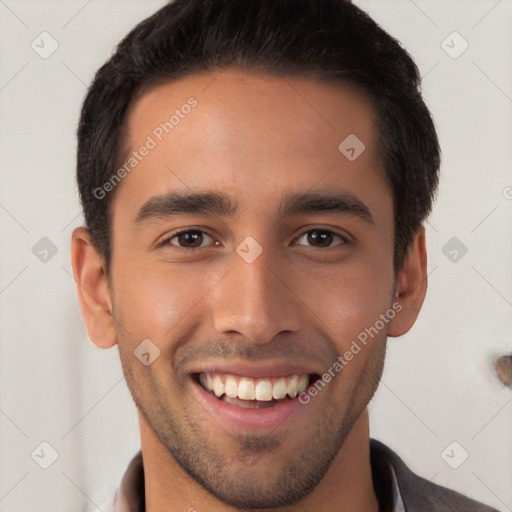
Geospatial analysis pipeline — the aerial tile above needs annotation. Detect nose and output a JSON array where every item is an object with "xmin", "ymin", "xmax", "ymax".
[{"xmin": 211, "ymin": 245, "xmax": 303, "ymax": 344}]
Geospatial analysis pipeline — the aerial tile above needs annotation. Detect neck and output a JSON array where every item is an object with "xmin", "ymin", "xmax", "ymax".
[{"xmin": 140, "ymin": 408, "xmax": 379, "ymax": 512}]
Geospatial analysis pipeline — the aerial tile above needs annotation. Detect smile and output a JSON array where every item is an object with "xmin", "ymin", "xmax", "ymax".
[
  {"xmin": 198, "ymin": 372, "xmax": 311, "ymax": 408},
  {"xmin": 189, "ymin": 362, "xmax": 323, "ymax": 430}
]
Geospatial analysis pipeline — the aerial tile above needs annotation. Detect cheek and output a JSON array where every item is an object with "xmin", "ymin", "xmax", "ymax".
[
  {"xmin": 293, "ymin": 282, "xmax": 391, "ymax": 390},
  {"xmin": 111, "ymin": 261, "xmax": 209, "ymax": 343},
  {"xmin": 290, "ymin": 255, "xmax": 393, "ymax": 343}
]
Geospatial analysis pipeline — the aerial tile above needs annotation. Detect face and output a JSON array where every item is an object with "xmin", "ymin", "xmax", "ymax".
[{"xmin": 107, "ymin": 70, "xmax": 397, "ymax": 507}]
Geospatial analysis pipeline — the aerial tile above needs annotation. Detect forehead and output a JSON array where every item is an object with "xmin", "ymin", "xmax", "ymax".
[{"xmin": 114, "ymin": 69, "xmax": 386, "ymax": 218}]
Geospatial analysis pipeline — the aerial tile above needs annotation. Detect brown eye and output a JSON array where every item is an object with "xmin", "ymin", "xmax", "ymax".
[
  {"xmin": 294, "ymin": 229, "xmax": 349, "ymax": 248},
  {"xmin": 168, "ymin": 230, "xmax": 213, "ymax": 248},
  {"xmin": 307, "ymin": 230, "xmax": 333, "ymax": 247}
]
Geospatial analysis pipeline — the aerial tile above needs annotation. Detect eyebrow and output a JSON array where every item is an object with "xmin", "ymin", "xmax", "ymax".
[
  {"xmin": 135, "ymin": 191, "xmax": 237, "ymax": 222},
  {"xmin": 280, "ymin": 191, "xmax": 374, "ymax": 224},
  {"xmin": 134, "ymin": 189, "xmax": 374, "ymax": 225}
]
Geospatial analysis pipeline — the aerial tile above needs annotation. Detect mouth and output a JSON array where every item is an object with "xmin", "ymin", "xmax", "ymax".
[
  {"xmin": 193, "ymin": 372, "xmax": 320, "ymax": 409},
  {"xmin": 188, "ymin": 361, "xmax": 324, "ymax": 431}
]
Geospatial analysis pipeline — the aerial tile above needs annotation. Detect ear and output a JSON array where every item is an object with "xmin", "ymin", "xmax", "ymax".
[
  {"xmin": 71, "ymin": 227, "xmax": 117, "ymax": 348},
  {"xmin": 387, "ymin": 227, "xmax": 428, "ymax": 337}
]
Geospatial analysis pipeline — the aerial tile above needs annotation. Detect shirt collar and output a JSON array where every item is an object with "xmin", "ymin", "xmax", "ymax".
[{"xmin": 390, "ymin": 463, "xmax": 406, "ymax": 512}]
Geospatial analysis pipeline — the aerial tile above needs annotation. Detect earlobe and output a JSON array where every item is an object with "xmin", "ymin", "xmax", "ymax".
[
  {"xmin": 387, "ymin": 227, "xmax": 428, "ymax": 337},
  {"xmin": 71, "ymin": 227, "xmax": 117, "ymax": 348}
]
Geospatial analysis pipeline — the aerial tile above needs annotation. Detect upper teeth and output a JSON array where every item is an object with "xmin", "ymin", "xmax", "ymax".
[{"xmin": 199, "ymin": 373, "xmax": 310, "ymax": 401}]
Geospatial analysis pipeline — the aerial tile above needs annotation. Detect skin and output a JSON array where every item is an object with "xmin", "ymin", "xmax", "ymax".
[{"xmin": 71, "ymin": 69, "xmax": 427, "ymax": 511}]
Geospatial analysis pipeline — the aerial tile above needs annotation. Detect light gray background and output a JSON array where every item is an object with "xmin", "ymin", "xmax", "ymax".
[{"xmin": 0, "ymin": 1, "xmax": 511, "ymax": 511}]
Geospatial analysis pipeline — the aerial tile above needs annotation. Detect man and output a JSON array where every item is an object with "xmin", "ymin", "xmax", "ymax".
[{"xmin": 70, "ymin": 0, "xmax": 498, "ymax": 510}]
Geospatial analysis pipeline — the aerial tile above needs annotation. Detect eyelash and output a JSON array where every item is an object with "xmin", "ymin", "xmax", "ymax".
[
  {"xmin": 158, "ymin": 228, "xmax": 353, "ymax": 250},
  {"xmin": 158, "ymin": 229, "xmax": 218, "ymax": 250}
]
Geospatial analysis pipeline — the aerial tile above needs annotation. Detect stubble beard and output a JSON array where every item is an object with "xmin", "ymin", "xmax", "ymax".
[{"xmin": 118, "ymin": 332, "xmax": 387, "ymax": 510}]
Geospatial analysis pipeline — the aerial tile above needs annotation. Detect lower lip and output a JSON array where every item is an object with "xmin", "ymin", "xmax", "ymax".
[{"xmin": 191, "ymin": 377, "xmax": 310, "ymax": 432}]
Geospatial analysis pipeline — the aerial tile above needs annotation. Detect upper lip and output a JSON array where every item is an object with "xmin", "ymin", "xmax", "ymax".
[{"xmin": 189, "ymin": 361, "xmax": 321, "ymax": 379}]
